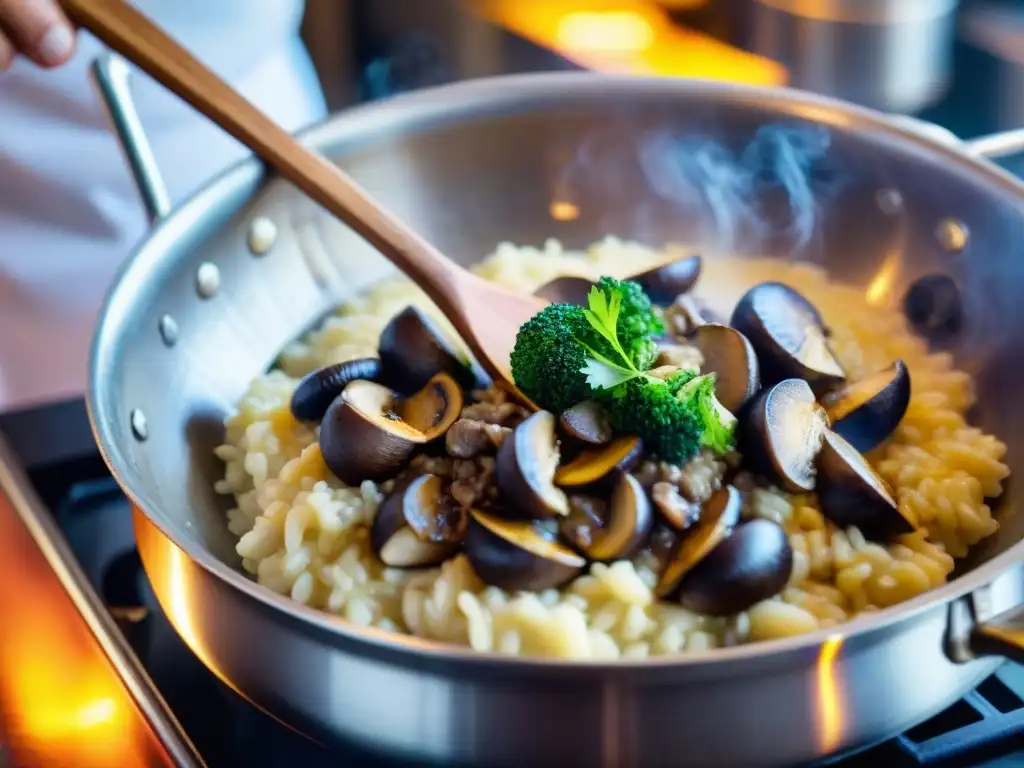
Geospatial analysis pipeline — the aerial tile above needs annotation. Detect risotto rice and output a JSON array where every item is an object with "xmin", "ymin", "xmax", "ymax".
[{"xmin": 214, "ymin": 238, "xmax": 1009, "ymax": 659}]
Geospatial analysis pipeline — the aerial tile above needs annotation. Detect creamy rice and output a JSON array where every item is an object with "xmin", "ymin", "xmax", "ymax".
[{"xmin": 215, "ymin": 238, "xmax": 1009, "ymax": 659}]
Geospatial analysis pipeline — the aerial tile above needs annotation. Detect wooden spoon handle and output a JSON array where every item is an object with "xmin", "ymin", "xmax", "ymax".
[{"xmin": 61, "ymin": 0, "xmax": 461, "ymax": 308}]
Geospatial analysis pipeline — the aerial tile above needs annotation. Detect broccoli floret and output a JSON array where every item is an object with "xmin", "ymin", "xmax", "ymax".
[
  {"xmin": 608, "ymin": 371, "xmax": 703, "ymax": 465},
  {"xmin": 675, "ymin": 373, "xmax": 738, "ymax": 454},
  {"xmin": 608, "ymin": 370, "xmax": 736, "ymax": 464},
  {"xmin": 588, "ymin": 277, "xmax": 663, "ymax": 369},
  {"xmin": 510, "ymin": 302, "xmax": 592, "ymax": 412}
]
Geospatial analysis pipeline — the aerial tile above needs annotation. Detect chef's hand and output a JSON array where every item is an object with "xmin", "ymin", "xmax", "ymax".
[{"xmin": 0, "ymin": 0, "xmax": 76, "ymax": 71}]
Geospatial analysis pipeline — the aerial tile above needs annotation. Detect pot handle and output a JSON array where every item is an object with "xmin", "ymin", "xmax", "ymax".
[
  {"xmin": 90, "ymin": 52, "xmax": 172, "ymax": 223},
  {"xmin": 946, "ymin": 564, "xmax": 1024, "ymax": 664},
  {"xmin": 962, "ymin": 129, "xmax": 1024, "ymax": 161},
  {"xmin": 889, "ymin": 115, "xmax": 1024, "ymax": 161}
]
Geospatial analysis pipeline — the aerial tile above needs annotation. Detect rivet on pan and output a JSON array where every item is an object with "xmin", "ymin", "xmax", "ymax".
[
  {"xmin": 130, "ymin": 409, "xmax": 149, "ymax": 442},
  {"xmin": 247, "ymin": 216, "xmax": 277, "ymax": 255},
  {"xmin": 875, "ymin": 188, "xmax": 903, "ymax": 215},
  {"xmin": 158, "ymin": 314, "xmax": 179, "ymax": 346},
  {"xmin": 196, "ymin": 262, "xmax": 221, "ymax": 299},
  {"xmin": 936, "ymin": 219, "xmax": 969, "ymax": 253}
]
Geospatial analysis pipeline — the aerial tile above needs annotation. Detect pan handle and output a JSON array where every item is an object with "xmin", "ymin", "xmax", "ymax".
[
  {"xmin": 962, "ymin": 129, "xmax": 1024, "ymax": 161},
  {"xmin": 946, "ymin": 564, "xmax": 1024, "ymax": 664},
  {"xmin": 90, "ymin": 52, "xmax": 172, "ymax": 223}
]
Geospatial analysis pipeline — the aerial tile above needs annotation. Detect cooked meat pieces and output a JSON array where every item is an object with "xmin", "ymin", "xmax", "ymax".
[{"xmin": 446, "ymin": 418, "xmax": 512, "ymax": 458}]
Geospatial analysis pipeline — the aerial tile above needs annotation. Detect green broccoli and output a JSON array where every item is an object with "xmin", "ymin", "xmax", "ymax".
[
  {"xmin": 607, "ymin": 370, "xmax": 736, "ymax": 464},
  {"xmin": 510, "ymin": 302, "xmax": 592, "ymax": 412},
  {"xmin": 509, "ymin": 277, "xmax": 735, "ymax": 465},
  {"xmin": 608, "ymin": 371, "xmax": 703, "ymax": 465},
  {"xmin": 675, "ymin": 372, "xmax": 738, "ymax": 454}
]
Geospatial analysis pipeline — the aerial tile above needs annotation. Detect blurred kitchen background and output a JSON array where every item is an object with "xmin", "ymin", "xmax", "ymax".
[{"xmin": 297, "ymin": 0, "xmax": 1024, "ymax": 172}]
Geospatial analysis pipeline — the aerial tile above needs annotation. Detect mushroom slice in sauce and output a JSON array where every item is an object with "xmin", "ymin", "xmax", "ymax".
[
  {"xmin": 741, "ymin": 379, "xmax": 830, "ymax": 493},
  {"xmin": 378, "ymin": 305, "xmax": 486, "ymax": 393},
  {"xmin": 730, "ymin": 282, "xmax": 844, "ymax": 391},
  {"xmin": 816, "ymin": 429, "xmax": 917, "ymax": 540},
  {"xmin": 677, "ymin": 518, "xmax": 793, "ymax": 616},
  {"xmin": 691, "ymin": 324, "xmax": 761, "ymax": 413},
  {"xmin": 371, "ymin": 475, "xmax": 464, "ymax": 567},
  {"xmin": 559, "ymin": 400, "xmax": 613, "ymax": 446},
  {"xmin": 290, "ymin": 357, "xmax": 383, "ymax": 422},
  {"xmin": 656, "ymin": 485, "xmax": 742, "ymax": 598},
  {"xmin": 495, "ymin": 411, "xmax": 569, "ymax": 519},
  {"xmin": 319, "ymin": 380, "xmax": 426, "ymax": 485},
  {"xmin": 466, "ymin": 508, "xmax": 585, "ymax": 591},
  {"xmin": 395, "ymin": 372, "xmax": 464, "ymax": 442},
  {"xmin": 560, "ymin": 472, "xmax": 653, "ymax": 561},
  {"xmin": 632, "ymin": 254, "xmax": 702, "ymax": 305},
  {"xmin": 554, "ymin": 435, "xmax": 643, "ymax": 488},
  {"xmin": 821, "ymin": 360, "xmax": 910, "ymax": 453}
]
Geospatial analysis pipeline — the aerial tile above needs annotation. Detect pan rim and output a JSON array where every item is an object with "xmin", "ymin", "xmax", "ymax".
[{"xmin": 88, "ymin": 71, "xmax": 1024, "ymax": 672}]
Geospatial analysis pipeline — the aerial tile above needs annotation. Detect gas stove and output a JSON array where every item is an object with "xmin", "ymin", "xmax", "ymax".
[{"xmin": 5, "ymin": 2, "xmax": 1024, "ymax": 766}]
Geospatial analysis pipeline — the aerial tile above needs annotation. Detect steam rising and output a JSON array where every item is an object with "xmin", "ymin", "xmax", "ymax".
[{"xmin": 637, "ymin": 124, "xmax": 836, "ymax": 255}]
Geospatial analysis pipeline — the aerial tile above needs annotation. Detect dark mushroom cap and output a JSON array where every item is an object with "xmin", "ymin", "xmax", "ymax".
[
  {"xmin": 495, "ymin": 411, "xmax": 569, "ymax": 520},
  {"xmin": 395, "ymin": 372, "xmax": 464, "ymax": 442},
  {"xmin": 821, "ymin": 360, "xmax": 910, "ymax": 453},
  {"xmin": 692, "ymin": 324, "xmax": 761, "ymax": 413},
  {"xmin": 561, "ymin": 472, "xmax": 653, "ymax": 561},
  {"xmin": 534, "ymin": 276, "xmax": 591, "ymax": 306},
  {"xmin": 378, "ymin": 305, "xmax": 487, "ymax": 394},
  {"xmin": 466, "ymin": 508, "xmax": 585, "ymax": 591},
  {"xmin": 633, "ymin": 254, "xmax": 703, "ymax": 305},
  {"xmin": 319, "ymin": 380, "xmax": 426, "ymax": 485},
  {"xmin": 290, "ymin": 357, "xmax": 384, "ymax": 422},
  {"xmin": 730, "ymin": 282, "xmax": 844, "ymax": 390},
  {"xmin": 651, "ymin": 482, "xmax": 700, "ymax": 532},
  {"xmin": 371, "ymin": 475, "xmax": 462, "ymax": 567},
  {"xmin": 677, "ymin": 519, "xmax": 793, "ymax": 616},
  {"xmin": 816, "ymin": 429, "xmax": 917, "ymax": 540},
  {"xmin": 559, "ymin": 400, "xmax": 613, "ymax": 446},
  {"xmin": 657, "ymin": 485, "xmax": 742, "ymax": 598},
  {"xmin": 740, "ymin": 379, "xmax": 830, "ymax": 493},
  {"xmin": 554, "ymin": 435, "xmax": 643, "ymax": 488}
]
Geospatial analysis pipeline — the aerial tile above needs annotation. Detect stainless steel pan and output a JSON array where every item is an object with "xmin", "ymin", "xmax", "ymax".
[{"xmin": 87, "ymin": 58, "xmax": 1024, "ymax": 766}]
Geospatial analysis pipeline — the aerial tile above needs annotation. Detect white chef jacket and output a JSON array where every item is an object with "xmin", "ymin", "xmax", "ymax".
[{"xmin": 0, "ymin": 0, "xmax": 327, "ymax": 411}]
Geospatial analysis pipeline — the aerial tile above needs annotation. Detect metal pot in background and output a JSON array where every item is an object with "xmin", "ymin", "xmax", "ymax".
[{"xmin": 735, "ymin": 0, "xmax": 959, "ymax": 114}]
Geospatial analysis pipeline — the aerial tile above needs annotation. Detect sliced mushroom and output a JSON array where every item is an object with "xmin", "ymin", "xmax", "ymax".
[
  {"xmin": 533, "ymin": 276, "xmax": 591, "ymax": 306},
  {"xmin": 495, "ymin": 411, "xmax": 569, "ymax": 519},
  {"xmin": 730, "ymin": 282, "xmax": 844, "ymax": 390},
  {"xmin": 664, "ymin": 294, "xmax": 710, "ymax": 337},
  {"xmin": 656, "ymin": 485, "xmax": 742, "ymax": 598},
  {"xmin": 677, "ymin": 519, "xmax": 793, "ymax": 616},
  {"xmin": 633, "ymin": 254, "xmax": 702, "ymax": 304},
  {"xmin": 554, "ymin": 435, "xmax": 643, "ymax": 488},
  {"xmin": 692, "ymin": 324, "xmax": 761, "ymax": 412},
  {"xmin": 370, "ymin": 475, "xmax": 463, "ymax": 567},
  {"xmin": 741, "ymin": 379, "xmax": 830, "ymax": 493},
  {"xmin": 466, "ymin": 508, "xmax": 586, "ymax": 591},
  {"xmin": 290, "ymin": 358, "xmax": 384, "ymax": 422},
  {"xmin": 821, "ymin": 360, "xmax": 910, "ymax": 453},
  {"xmin": 559, "ymin": 400, "xmax": 613, "ymax": 446},
  {"xmin": 816, "ymin": 430, "xmax": 917, "ymax": 539},
  {"xmin": 651, "ymin": 481, "xmax": 700, "ymax": 531},
  {"xmin": 378, "ymin": 305, "xmax": 486, "ymax": 393},
  {"xmin": 320, "ymin": 380, "xmax": 427, "ymax": 485},
  {"xmin": 395, "ymin": 372, "xmax": 463, "ymax": 442},
  {"xmin": 559, "ymin": 472, "xmax": 653, "ymax": 561}
]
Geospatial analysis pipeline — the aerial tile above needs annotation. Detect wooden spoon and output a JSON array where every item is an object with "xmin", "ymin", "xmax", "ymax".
[{"xmin": 61, "ymin": 0, "xmax": 544, "ymax": 391}]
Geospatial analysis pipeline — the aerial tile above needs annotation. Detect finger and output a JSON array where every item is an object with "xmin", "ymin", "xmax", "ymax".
[
  {"xmin": 0, "ymin": 0, "xmax": 75, "ymax": 68},
  {"xmin": 0, "ymin": 31, "xmax": 14, "ymax": 72}
]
